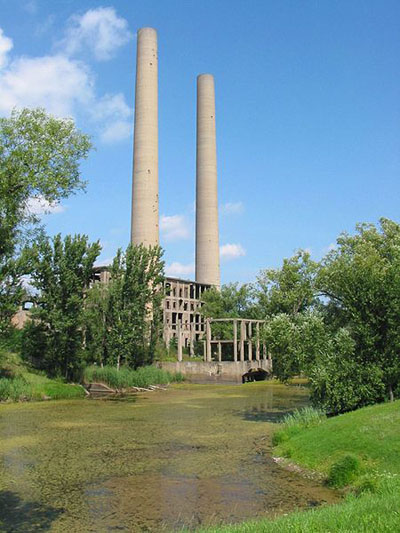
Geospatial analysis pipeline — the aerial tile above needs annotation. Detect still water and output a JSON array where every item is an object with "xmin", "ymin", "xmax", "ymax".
[{"xmin": 0, "ymin": 382, "xmax": 337, "ymax": 532}]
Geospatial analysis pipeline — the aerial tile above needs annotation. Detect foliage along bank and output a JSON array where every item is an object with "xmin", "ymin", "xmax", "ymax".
[{"xmin": 201, "ymin": 219, "xmax": 400, "ymax": 413}]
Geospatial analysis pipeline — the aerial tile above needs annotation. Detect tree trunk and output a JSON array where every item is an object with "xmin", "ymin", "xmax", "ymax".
[{"xmin": 389, "ymin": 384, "xmax": 394, "ymax": 402}]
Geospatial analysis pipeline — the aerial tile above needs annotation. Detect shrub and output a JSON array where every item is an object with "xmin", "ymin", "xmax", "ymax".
[{"xmin": 327, "ymin": 454, "xmax": 361, "ymax": 488}]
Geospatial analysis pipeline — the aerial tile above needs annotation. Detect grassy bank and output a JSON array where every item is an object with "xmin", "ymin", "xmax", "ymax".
[
  {"xmin": 83, "ymin": 364, "xmax": 184, "ymax": 389},
  {"xmin": 0, "ymin": 351, "xmax": 85, "ymax": 402},
  {"xmin": 198, "ymin": 401, "xmax": 400, "ymax": 532}
]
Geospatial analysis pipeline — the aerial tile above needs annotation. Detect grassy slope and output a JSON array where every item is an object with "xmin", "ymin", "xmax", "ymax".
[
  {"xmin": 275, "ymin": 400, "xmax": 400, "ymax": 476},
  {"xmin": 198, "ymin": 401, "xmax": 400, "ymax": 532},
  {"xmin": 0, "ymin": 350, "xmax": 85, "ymax": 401}
]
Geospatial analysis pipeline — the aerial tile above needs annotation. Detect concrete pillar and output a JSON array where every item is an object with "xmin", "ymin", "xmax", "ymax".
[
  {"xmin": 195, "ymin": 74, "xmax": 220, "ymax": 288},
  {"xmin": 218, "ymin": 342, "xmax": 222, "ymax": 362},
  {"xmin": 248, "ymin": 322, "xmax": 252, "ymax": 361},
  {"xmin": 189, "ymin": 324, "xmax": 195, "ymax": 357},
  {"xmin": 240, "ymin": 321, "xmax": 245, "ymax": 362},
  {"xmin": 262, "ymin": 344, "xmax": 267, "ymax": 360},
  {"xmin": 131, "ymin": 27, "xmax": 159, "ymax": 247},
  {"xmin": 233, "ymin": 320, "xmax": 238, "ymax": 362},
  {"xmin": 206, "ymin": 318, "xmax": 212, "ymax": 362},
  {"xmin": 256, "ymin": 322, "xmax": 260, "ymax": 361},
  {"xmin": 177, "ymin": 322, "xmax": 182, "ymax": 362}
]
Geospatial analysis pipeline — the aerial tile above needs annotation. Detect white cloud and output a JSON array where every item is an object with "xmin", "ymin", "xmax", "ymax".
[
  {"xmin": 160, "ymin": 215, "xmax": 190, "ymax": 241},
  {"xmin": 26, "ymin": 196, "xmax": 65, "ymax": 216},
  {"xmin": 93, "ymin": 93, "xmax": 132, "ymax": 142},
  {"xmin": 220, "ymin": 243, "xmax": 246, "ymax": 261},
  {"xmin": 165, "ymin": 262, "xmax": 195, "ymax": 278},
  {"xmin": 0, "ymin": 26, "xmax": 132, "ymax": 143},
  {"xmin": 0, "ymin": 54, "xmax": 93, "ymax": 116},
  {"xmin": 0, "ymin": 29, "xmax": 13, "ymax": 69},
  {"xmin": 101, "ymin": 120, "xmax": 132, "ymax": 142},
  {"xmin": 62, "ymin": 7, "xmax": 132, "ymax": 61},
  {"xmin": 93, "ymin": 93, "xmax": 131, "ymax": 121},
  {"xmin": 221, "ymin": 201, "xmax": 244, "ymax": 215}
]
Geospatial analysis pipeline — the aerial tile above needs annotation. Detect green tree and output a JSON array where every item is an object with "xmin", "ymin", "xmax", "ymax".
[
  {"xmin": 200, "ymin": 283, "xmax": 252, "ymax": 340},
  {"xmin": 262, "ymin": 313, "xmax": 301, "ymax": 382},
  {"xmin": 309, "ymin": 332, "xmax": 385, "ymax": 413},
  {"xmin": 254, "ymin": 251, "xmax": 319, "ymax": 382},
  {"xmin": 96, "ymin": 244, "xmax": 164, "ymax": 369},
  {"xmin": 0, "ymin": 108, "xmax": 92, "ymax": 331},
  {"xmin": 83, "ymin": 282, "xmax": 110, "ymax": 366},
  {"xmin": 253, "ymin": 250, "xmax": 318, "ymax": 317},
  {"xmin": 0, "ymin": 255, "xmax": 26, "ymax": 334},
  {"xmin": 317, "ymin": 218, "xmax": 400, "ymax": 403},
  {"xmin": 22, "ymin": 233, "xmax": 100, "ymax": 379}
]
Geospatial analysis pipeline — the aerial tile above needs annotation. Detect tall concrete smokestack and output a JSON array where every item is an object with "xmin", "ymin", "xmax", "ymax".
[
  {"xmin": 131, "ymin": 27, "xmax": 159, "ymax": 247},
  {"xmin": 195, "ymin": 74, "xmax": 220, "ymax": 287}
]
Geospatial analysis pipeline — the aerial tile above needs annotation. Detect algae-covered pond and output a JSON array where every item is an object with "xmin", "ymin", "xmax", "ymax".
[{"xmin": 0, "ymin": 382, "xmax": 337, "ymax": 532}]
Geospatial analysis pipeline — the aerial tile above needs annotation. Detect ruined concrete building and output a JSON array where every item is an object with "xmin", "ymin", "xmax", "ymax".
[{"xmin": 92, "ymin": 265, "xmax": 210, "ymax": 349}]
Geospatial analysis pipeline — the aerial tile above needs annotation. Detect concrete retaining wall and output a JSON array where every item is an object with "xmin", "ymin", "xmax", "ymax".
[{"xmin": 159, "ymin": 359, "xmax": 272, "ymax": 379}]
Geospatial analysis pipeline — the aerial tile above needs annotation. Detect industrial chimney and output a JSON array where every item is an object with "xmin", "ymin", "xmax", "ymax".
[
  {"xmin": 195, "ymin": 74, "xmax": 220, "ymax": 288},
  {"xmin": 131, "ymin": 27, "xmax": 159, "ymax": 247}
]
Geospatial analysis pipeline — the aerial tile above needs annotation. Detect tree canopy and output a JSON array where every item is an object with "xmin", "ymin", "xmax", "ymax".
[
  {"xmin": 22, "ymin": 233, "xmax": 101, "ymax": 379},
  {"xmin": 0, "ymin": 108, "xmax": 92, "ymax": 257},
  {"xmin": 85, "ymin": 244, "xmax": 165, "ymax": 369},
  {"xmin": 0, "ymin": 108, "xmax": 92, "ymax": 331},
  {"xmin": 201, "ymin": 219, "xmax": 400, "ymax": 412}
]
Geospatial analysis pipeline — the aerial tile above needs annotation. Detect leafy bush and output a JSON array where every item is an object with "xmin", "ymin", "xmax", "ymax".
[
  {"xmin": 327, "ymin": 454, "xmax": 361, "ymax": 488},
  {"xmin": 310, "ymin": 347, "xmax": 386, "ymax": 414},
  {"xmin": 83, "ymin": 365, "xmax": 184, "ymax": 389}
]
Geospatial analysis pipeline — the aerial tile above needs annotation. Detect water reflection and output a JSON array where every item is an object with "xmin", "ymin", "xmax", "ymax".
[{"xmin": 0, "ymin": 491, "xmax": 62, "ymax": 532}]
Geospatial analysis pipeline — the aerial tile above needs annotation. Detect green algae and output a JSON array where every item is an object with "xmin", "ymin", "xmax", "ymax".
[{"xmin": 0, "ymin": 383, "xmax": 338, "ymax": 532}]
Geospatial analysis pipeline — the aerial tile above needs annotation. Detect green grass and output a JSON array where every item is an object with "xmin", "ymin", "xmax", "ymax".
[
  {"xmin": 83, "ymin": 364, "xmax": 184, "ymax": 389},
  {"xmin": 272, "ymin": 407, "xmax": 326, "ymax": 445},
  {"xmin": 275, "ymin": 402, "xmax": 400, "ymax": 476},
  {"xmin": 196, "ymin": 479, "xmax": 400, "ymax": 532},
  {"xmin": 0, "ymin": 349, "xmax": 85, "ymax": 402},
  {"xmin": 198, "ymin": 401, "xmax": 400, "ymax": 532}
]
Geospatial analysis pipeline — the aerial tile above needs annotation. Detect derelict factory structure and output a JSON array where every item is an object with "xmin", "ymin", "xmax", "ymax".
[{"xmin": 129, "ymin": 27, "xmax": 220, "ymax": 350}]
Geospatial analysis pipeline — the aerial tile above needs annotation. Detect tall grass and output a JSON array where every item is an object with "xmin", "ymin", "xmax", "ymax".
[
  {"xmin": 272, "ymin": 407, "xmax": 326, "ymax": 445},
  {"xmin": 0, "ymin": 377, "xmax": 32, "ymax": 401},
  {"xmin": 0, "ymin": 376, "xmax": 85, "ymax": 401},
  {"xmin": 84, "ymin": 365, "xmax": 184, "ymax": 389}
]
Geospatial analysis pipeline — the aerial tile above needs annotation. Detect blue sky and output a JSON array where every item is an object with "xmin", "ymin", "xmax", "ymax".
[{"xmin": 1, "ymin": 1, "xmax": 399, "ymax": 283}]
